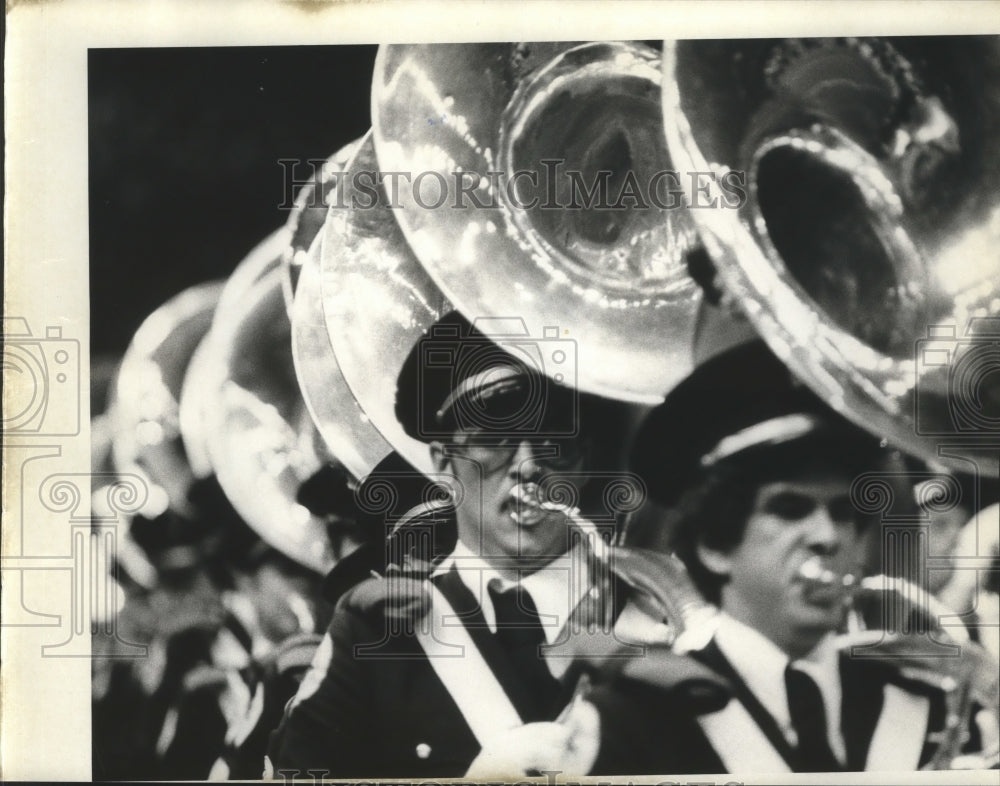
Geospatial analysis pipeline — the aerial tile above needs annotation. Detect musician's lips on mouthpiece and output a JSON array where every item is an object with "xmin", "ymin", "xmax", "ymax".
[
  {"xmin": 796, "ymin": 556, "xmax": 856, "ymax": 603},
  {"xmin": 508, "ymin": 482, "xmax": 557, "ymax": 527}
]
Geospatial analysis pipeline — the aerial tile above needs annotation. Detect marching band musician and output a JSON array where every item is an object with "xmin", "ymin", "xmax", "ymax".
[
  {"xmin": 311, "ymin": 450, "xmax": 459, "ymax": 610},
  {"xmin": 140, "ymin": 475, "xmax": 299, "ymax": 780},
  {"xmin": 92, "ymin": 502, "xmax": 226, "ymax": 781},
  {"xmin": 940, "ymin": 503, "xmax": 1000, "ymax": 664},
  {"xmin": 469, "ymin": 340, "xmax": 981, "ymax": 776},
  {"xmin": 94, "ymin": 488, "xmax": 232, "ymax": 780},
  {"xmin": 87, "ymin": 34, "xmax": 1000, "ymax": 781},
  {"xmin": 103, "ymin": 469, "xmax": 337, "ymax": 781},
  {"xmin": 209, "ymin": 462, "xmax": 363, "ymax": 780},
  {"xmin": 270, "ymin": 311, "xmax": 629, "ymax": 778}
]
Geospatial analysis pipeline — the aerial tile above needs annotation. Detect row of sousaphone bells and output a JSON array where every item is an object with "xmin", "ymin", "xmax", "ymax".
[
  {"xmin": 107, "ymin": 35, "xmax": 1000, "ymax": 576},
  {"xmin": 105, "ymin": 37, "xmax": 1000, "ymax": 766}
]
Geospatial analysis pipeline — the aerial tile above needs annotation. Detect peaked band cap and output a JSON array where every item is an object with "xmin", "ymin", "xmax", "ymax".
[
  {"xmin": 630, "ymin": 341, "xmax": 885, "ymax": 506},
  {"xmin": 395, "ymin": 310, "xmax": 575, "ymax": 442}
]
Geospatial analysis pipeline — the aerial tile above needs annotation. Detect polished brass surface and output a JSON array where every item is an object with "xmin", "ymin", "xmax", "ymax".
[
  {"xmin": 291, "ymin": 202, "xmax": 396, "ymax": 479},
  {"xmin": 203, "ymin": 264, "xmax": 337, "ymax": 574},
  {"xmin": 214, "ymin": 227, "xmax": 290, "ymax": 328},
  {"xmin": 179, "ymin": 229, "xmax": 288, "ymax": 487},
  {"xmin": 663, "ymin": 37, "xmax": 1000, "ymax": 472},
  {"xmin": 281, "ymin": 140, "xmax": 360, "ymax": 313},
  {"xmin": 277, "ymin": 138, "xmax": 398, "ymax": 480},
  {"xmin": 320, "ymin": 132, "xmax": 451, "ymax": 476},
  {"xmin": 177, "ymin": 334, "xmax": 217, "ymax": 480},
  {"xmin": 372, "ymin": 42, "xmax": 704, "ymax": 404},
  {"xmin": 110, "ymin": 282, "xmax": 223, "ymax": 519}
]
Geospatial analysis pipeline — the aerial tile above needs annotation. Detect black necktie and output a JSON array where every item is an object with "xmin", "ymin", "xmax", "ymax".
[
  {"xmin": 488, "ymin": 582, "xmax": 561, "ymax": 720},
  {"xmin": 784, "ymin": 666, "xmax": 842, "ymax": 772}
]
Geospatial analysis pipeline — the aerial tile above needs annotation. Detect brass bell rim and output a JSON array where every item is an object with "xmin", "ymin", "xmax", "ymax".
[
  {"xmin": 291, "ymin": 205, "xmax": 395, "ymax": 481},
  {"xmin": 110, "ymin": 281, "xmax": 224, "ymax": 495},
  {"xmin": 280, "ymin": 140, "xmax": 361, "ymax": 316},
  {"xmin": 371, "ymin": 41, "xmax": 705, "ymax": 405},
  {"xmin": 319, "ymin": 130, "xmax": 447, "ymax": 476},
  {"xmin": 496, "ymin": 41, "xmax": 680, "ymax": 299},
  {"xmin": 205, "ymin": 262, "xmax": 337, "ymax": 575},
  {"xmin": 661, "ymin": 39, "xmax": 1000, "ymax": 474}
]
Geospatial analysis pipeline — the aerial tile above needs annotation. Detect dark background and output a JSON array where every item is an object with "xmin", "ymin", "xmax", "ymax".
[{"xmin": 88, "ymin": 45, "xmax": 377, "ymax": 403}]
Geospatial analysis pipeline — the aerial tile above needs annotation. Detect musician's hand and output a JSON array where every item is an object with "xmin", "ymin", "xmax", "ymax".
[
  {"xmin": 344, "ymin": 574, "xmax": 432, "ymax": 623},
  {"xmin": 465, "ymin": 723, "xmax": 569, "ymax": 778},
  {"xmin": 464, "ymin": 703, "xmax": 600, "ymax": 778}
]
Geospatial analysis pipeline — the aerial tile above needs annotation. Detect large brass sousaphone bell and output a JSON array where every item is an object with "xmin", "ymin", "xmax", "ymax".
[
  {"xmin": 286, "ymin": 140, "xmax": 400, "ymax": 480},
  {"xmin": 372, "ymin": 42, "xmax": 704, "ymax": 404},
  {"xmin": 203, "ymin": 260, "xmax": 340, "ymax": 574},
  {"xmin": 187, "ymin": 158, "xmax": 394, "ymax": 571},
  {"xmin": 663, "ymin": 37, "xmax": 1000, "ymax": 473},
  {"xmin": 281, "ymin": 140, "xmax": 360, "ymax": 312},
  {"xmin": 320, "ymin": 131, "xmax": 452, "ymax": 477},
  {"xmin": 177, "ymin": 335, "xmax": 219, "ymax": 482},
  {"xmin": 110, "ymin": 281, "xmax": 223, "ymax": 519},
  {"xmin": 180, "ymin": 227, "xmax": 292, "ymax": 485}
]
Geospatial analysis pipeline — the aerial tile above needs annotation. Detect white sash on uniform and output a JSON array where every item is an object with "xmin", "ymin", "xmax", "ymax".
[
  {"xmin": 697, "ymin": 700, "xmax": 793, "ymax": 773},
  {"xmin": 417, "ymin": 586, "xmax": 933, "ymax": 771},
  {"xmin": 696, "ymin": 683, "xmax": 931, "ymax": 773},
  {"xmin": 865, "ymin": 685, "xmax": 930, "ymax": 771},
  {"xmin": 415, "ymin": 583, "xmax": 523, "ymax": 745}
]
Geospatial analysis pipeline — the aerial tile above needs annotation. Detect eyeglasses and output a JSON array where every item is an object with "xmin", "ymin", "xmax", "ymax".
[
  {"xmin": 448, "ymin": 433, "xmax": 586, "ymax": 473},
  {"xmin": 760, "ymin": 490, "xmax": 857, "ymax": 526}
]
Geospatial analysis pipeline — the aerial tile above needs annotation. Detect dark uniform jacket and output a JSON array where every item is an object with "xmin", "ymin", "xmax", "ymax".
[
  {"xmin": 270, "ymin": 567, "xmax": 586, "ymax": 779},
  {"xmin": 155, "ymin": 617, "xmax": 255, "ymax": 780},
  {"xmin": 197, "ymin": 633, "xmax": 324, "ymax": 780},
  {"xmin": 586, "ymin": 636, "xmax": 950, "ymax": 775}
]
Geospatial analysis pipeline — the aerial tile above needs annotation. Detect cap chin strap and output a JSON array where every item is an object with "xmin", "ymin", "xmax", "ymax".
[
  {"xmin": 435, "ymin": 365, "xmax": 528, "ymax": 423},
  {"xmin": 699, "ymin": 413, "xmax": 823, "ymax": 468}
]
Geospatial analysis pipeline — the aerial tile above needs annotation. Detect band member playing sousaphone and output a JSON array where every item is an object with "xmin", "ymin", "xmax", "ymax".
[
  {"xmin": 87, "ymin": 34, "xmax": 1000, "ymax": 782},
  {"xmin": 270, "ymin": 310, "xmax": 637, "ymax": 778},
  {"xmin": 466, "ymin": 339, "xmax": 999, "ymax": 776}
]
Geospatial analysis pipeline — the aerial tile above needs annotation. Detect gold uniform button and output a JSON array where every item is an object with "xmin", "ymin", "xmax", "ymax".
[{"xmin": 416, "ymin": 743, "xmax": 432, "ymax": 759}]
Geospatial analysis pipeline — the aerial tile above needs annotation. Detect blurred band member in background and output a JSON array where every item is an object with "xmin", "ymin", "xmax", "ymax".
[
  {"xmin": 98, "ymin": 471, "xmax": 339, "ymax": 781},
  {"xmin": 209, "ymin": 462, "xmax": 363, "ymax": 780}
]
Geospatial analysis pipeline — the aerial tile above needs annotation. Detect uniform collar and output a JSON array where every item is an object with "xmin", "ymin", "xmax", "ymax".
[
  {"xmin": 432, "ymin": 539, "xmax": 590, "ymax": 647},
  {"xmin": 713, "ymin": 613, "xmax": 845, "ymax": 763}
]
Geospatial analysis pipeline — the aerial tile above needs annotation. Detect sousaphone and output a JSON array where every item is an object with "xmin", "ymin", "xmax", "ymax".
[
  {"xmin": 662, "ymin": 37, "xmax": 1000, "ymax": 474},
  {"xmin": 319, "ymin": 131, "xmax": 452, "ymax": 477},
  {"xmin": 371, "ymin": 42, "xmax": 704, "ymax": 405},
  {"xmin": 109, "ymin": 281, "xmax": 224, "ymax": 519},
  {"xmin": 281, "ymin": 140, "xmax": 360, "ymax": 311},
  {"xmin": 202, "ymin": 260, "xmax": 340, "ymax": 575},
  {"xmin": 180, "ymin": 226, "xmax": 290, "ymax": 483},
  {"xmin": 286, "ymin": 139, "xmax": 399, "ymax": 480}
]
